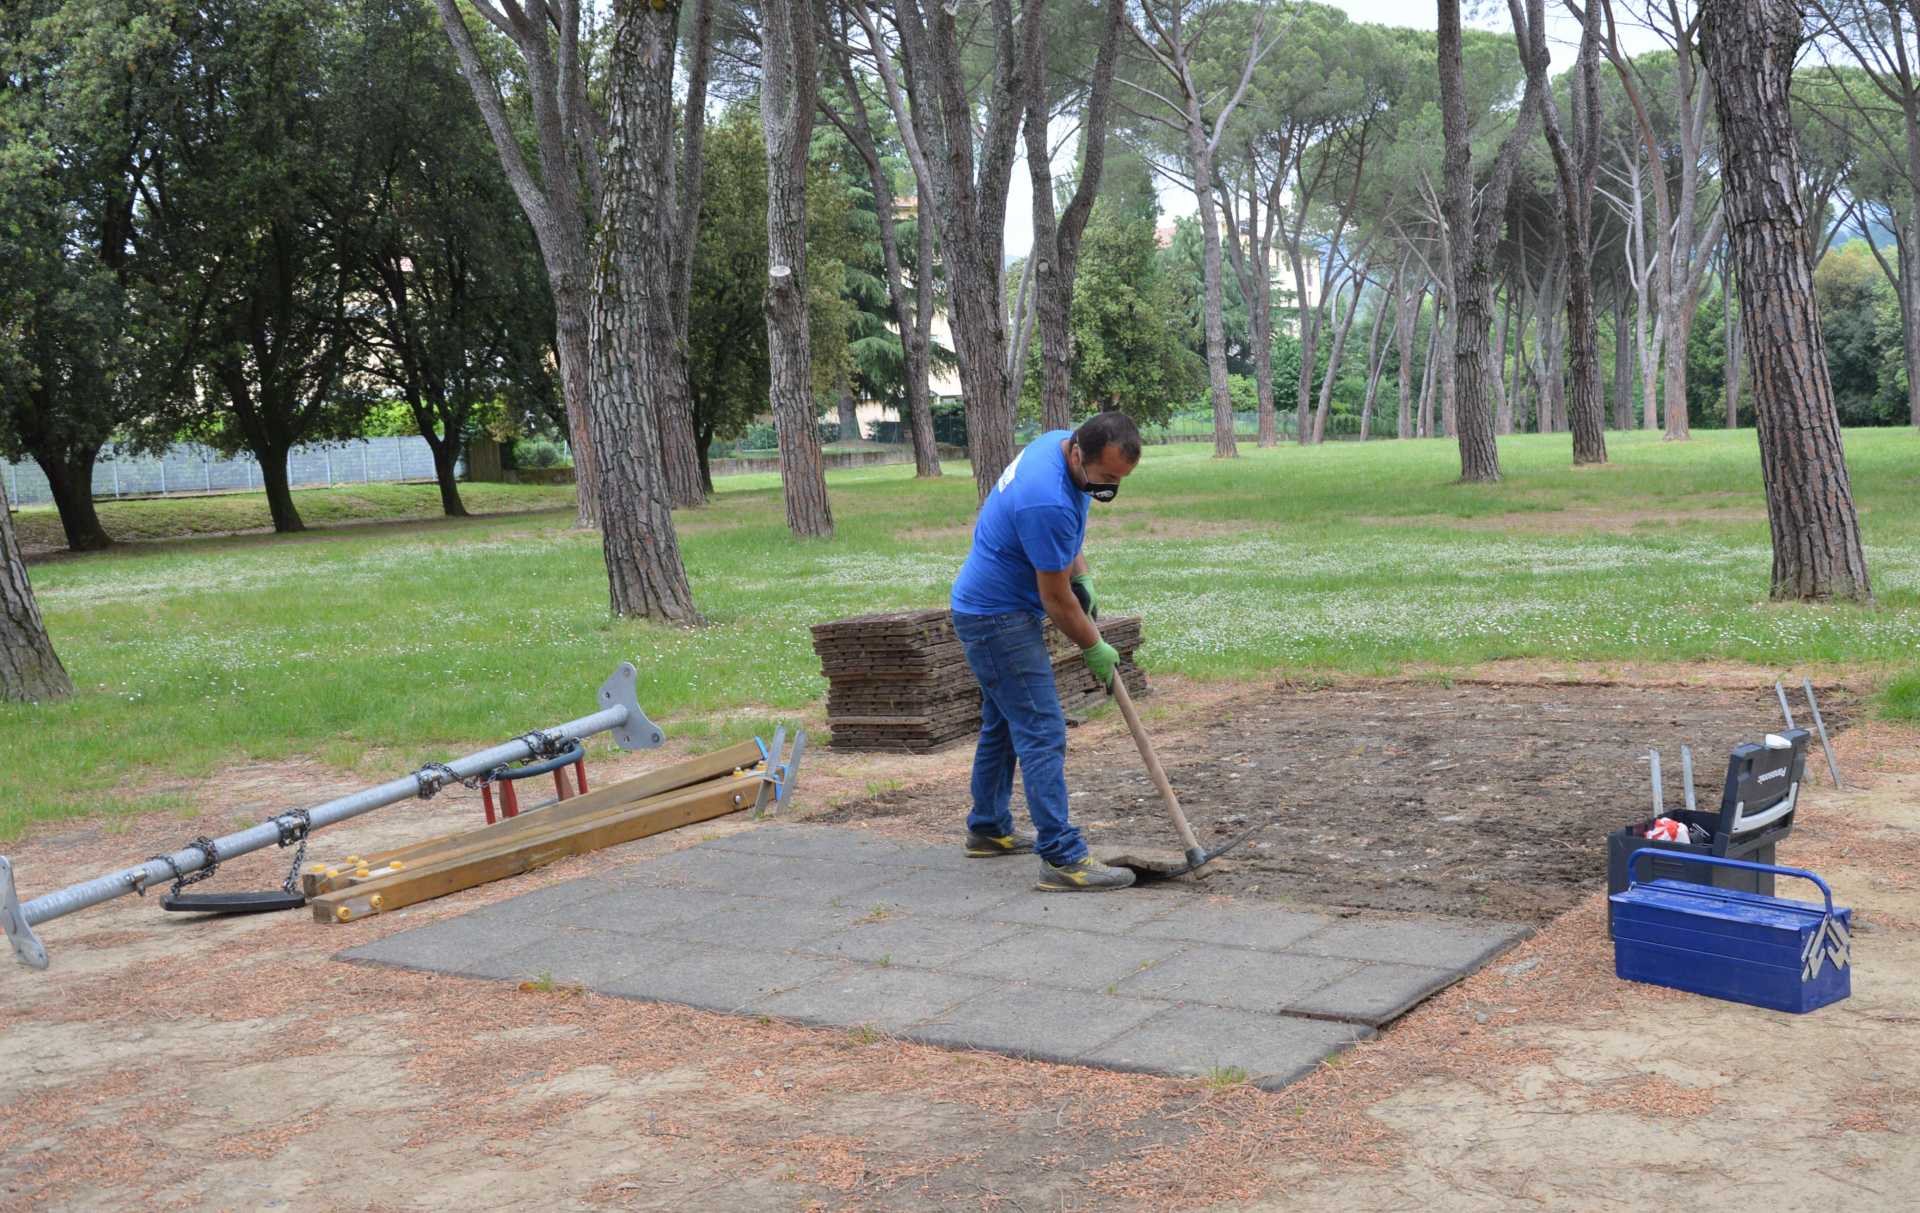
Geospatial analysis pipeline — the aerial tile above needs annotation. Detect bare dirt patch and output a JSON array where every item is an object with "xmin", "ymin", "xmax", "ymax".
[
  {"xmin": 808, "ymin": 679, "xmax": 1864, "ymax": 924},
  {"xmin": 1, "ymin": 677, "xmax": 1911, "ymax": 1212}
]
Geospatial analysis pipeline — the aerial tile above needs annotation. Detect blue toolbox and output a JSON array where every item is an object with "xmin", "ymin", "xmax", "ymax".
[
  {"xmin": 1611, "ymin": 854, "xmax": 1851, "ymax": 1014},
  {"xmin": 1605, "ymin": 730, "xmax": 1810, "ymax": 937}
]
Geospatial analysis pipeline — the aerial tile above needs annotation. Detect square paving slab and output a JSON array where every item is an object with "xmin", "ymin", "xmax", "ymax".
[{"xmin": 337, "ymin": 824, "xmax": 1530, "ymax": 1091}]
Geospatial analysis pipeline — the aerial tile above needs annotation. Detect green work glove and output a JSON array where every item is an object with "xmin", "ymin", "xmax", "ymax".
[
  {"xmin": 1070, "ymin": 573, "xmax": 1098, "ymax": 618},
  {"xmin": 1082, "ymin": 640, "xmax": 1120, "ymax": 690}
]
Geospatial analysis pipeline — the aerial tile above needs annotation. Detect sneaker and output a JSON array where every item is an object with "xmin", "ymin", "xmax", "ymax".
[
  {"xmin": 965, "ymin": 830, "xmax": 1037, "ymax": 857},
  {"xmin": 1034, "ymin": 856, "xmax": 1137, "ymax": 892}
]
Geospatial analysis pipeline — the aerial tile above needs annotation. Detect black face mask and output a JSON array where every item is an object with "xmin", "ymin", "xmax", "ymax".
[{"xmin": 1072, "ymin": 442, "xmax": 1121, "ymax": 502}]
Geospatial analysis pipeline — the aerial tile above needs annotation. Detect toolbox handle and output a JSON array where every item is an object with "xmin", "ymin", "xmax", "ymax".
[{"xmin": 1627, "ymin": 851, "xmax": 1834, "ymax": 917}]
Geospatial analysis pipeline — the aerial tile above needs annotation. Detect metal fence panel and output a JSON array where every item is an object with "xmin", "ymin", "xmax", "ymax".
[{"xmin": 3, "ymin": 437, "xmax": 457, "ymax": 507}]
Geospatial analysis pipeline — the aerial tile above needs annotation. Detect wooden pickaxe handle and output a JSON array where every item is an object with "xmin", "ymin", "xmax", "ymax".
[{"xmin": 1108, "ymin": 672, "xmax": 1208, "ymax": 873}]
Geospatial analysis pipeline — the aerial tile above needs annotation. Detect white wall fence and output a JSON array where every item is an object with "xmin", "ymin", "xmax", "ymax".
[{"xmin": 3, "ymin": 437, "xmax": 456, "ymax": 507}]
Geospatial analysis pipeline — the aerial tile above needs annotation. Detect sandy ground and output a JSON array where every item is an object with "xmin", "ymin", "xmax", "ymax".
[{"xmin": 1, "ymin": 669, "xmax": 1915, "ymax": 1212}]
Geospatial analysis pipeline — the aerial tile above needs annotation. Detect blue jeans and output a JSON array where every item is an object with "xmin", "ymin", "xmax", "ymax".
[{"xmin": 952, "ymin": 610, "xmax": 1086, "ymax": 865}]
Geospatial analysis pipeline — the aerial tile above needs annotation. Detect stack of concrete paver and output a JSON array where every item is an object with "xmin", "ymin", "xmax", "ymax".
[{"xmin": 812, "ymin": 608, "xmax": 1147, "ymax": 751}]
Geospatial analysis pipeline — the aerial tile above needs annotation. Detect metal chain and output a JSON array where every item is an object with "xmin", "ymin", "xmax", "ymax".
[
  {"xmin": 139, "ymin": 836, "xmax": 220, "ymax": 897},
  {"xmin": 275, "ymin": 808, "xmax": 313, "ymax": 896},
  {"xmin": 515, "ymin": 730, "xmax": 566, "ymax": 761},
  {"xmin": 413, "ymin": 760, "xmax": 513, "ymax": 799},
  {"xmin": 413, "ymin": 732, "xmax": 564, "ymax": 800}
]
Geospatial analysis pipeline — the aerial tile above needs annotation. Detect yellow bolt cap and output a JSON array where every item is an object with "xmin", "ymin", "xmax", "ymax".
[
  {"xmin": 335, "ymin": 906, "xmax": 351, "ymax": 921},
  {"xmin": 369, "ymin": 894, "xmax": 383, "ymax": 909}
]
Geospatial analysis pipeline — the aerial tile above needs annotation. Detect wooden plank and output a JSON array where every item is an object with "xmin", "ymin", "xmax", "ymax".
[
  {"xmin": 314, "ymin": 775, "xmax": 764, "ymax": 923},
  {"xmin": 300, "ymin": 740, "xmax": 764, "ymax": 894},
  {"xmin": 303, "ymin": 768, "xmax": 758, "ymax": 896}
]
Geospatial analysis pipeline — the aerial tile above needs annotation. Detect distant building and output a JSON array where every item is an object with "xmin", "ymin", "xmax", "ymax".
[{"xmin": 1154, "ymin": 222, "xmax": 1324, "ymax": 330}]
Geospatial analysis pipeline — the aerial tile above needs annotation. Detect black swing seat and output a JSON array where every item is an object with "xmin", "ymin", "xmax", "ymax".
[{"xmin": 161, "ymin": 891, "xmax": 307, "ymax": 914}]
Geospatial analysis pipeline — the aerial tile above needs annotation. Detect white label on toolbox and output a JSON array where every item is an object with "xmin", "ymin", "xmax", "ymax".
[{"xmin": 1759, "ymin": 768, "xmax": 1785, "ymax": 783}]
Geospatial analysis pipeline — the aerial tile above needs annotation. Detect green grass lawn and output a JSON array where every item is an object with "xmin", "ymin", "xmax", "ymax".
[
  {"xmin": 4, "ymin": 428, "xmax": 1917, "ymax": 838},
  {"xmin": 10, "ymin": 480, "xmax": 577, "ymax": 549}
]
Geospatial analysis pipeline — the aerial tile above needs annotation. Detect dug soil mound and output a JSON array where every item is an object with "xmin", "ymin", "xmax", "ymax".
[{"xmin": 806, "ymin": 680, "xmax": 1861, "ymax": 925}]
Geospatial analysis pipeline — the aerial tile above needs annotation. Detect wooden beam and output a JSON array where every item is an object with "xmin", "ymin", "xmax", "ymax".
[
  {"xmin": 313, "ymin": 775, "xmax": 764, "ymax": 923},
  {"xmin": 301, "ymin": 740, "xmax": 765, "ymax": 895}
]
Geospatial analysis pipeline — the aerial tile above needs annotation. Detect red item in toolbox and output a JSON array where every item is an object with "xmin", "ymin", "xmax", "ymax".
[{"xmin": 1643, "ymin": 817, "xmax": 1689, "ymax": 842}]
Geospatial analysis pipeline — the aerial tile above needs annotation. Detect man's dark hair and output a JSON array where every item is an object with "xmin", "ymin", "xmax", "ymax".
[{"xmin": 1074, "ymin": 411, "xmax": 1142, "ymax": 465}]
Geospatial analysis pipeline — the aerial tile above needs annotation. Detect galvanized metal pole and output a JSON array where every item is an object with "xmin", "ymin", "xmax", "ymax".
[
  {"xmin": 3, "ymin": 664, "xmax": 662, "ymax": 970},
  {"xmin": 1803, "ymin": 678, "xmax": 1844, "ymax": 792}
]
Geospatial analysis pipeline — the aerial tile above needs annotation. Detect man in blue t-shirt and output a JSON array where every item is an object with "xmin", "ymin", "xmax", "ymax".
[{"xmin": 949, "ymin": 411, "xmax": 1142, "ymax": 891}]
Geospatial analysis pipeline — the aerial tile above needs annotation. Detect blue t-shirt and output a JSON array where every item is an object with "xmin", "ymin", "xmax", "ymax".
[{"xmin": 951, "ymin": 431, "xmax": 1088, "ymax": 616}]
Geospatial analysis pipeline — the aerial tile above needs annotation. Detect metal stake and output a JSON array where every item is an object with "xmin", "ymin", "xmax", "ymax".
[
  {"xmin": 1803, "ymin": 678, "xmax": 1844, "ymax": 791},
  {"xmin": 1649, "ymin": 749, "xmax": 1664, "ymax": 816},
  {"xmin": 1775, "ymin": 681, "xmax": 1796, "ymax": 730},
  {"xmin": 3, "ymin": 663, "xmax": 663, "ymax": 970},
  {"xmin": 1681, "ymin": 746, "xmax": 1696, "ymax": 813}
]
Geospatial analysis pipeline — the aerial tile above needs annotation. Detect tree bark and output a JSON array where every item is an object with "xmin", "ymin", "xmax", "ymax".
[
  {"xmin": 659, "ymin": 0, "xmax": 716, "ymax": 511},
  {"xmin": 1129, "ymin": 0, "xmax": 1276, "ymax": 461},
  {"xmin": 762, "ymin": 0, "xmax": 832, "ymax": 538},
  {"xmin": 1612, "ymin": 294, "xmax": 1634, "ymax": 429},
  {"xmin": 1396, "ymin": 277, "xmax": 1421, "ymax": 438},
  {"xmin": 1026, "ymin": 0, "xmax": 1125, "ymax": 434},
  {"xmin": 1439, "ymin": 0, "xmax": 1543, "ymax": 481},
  {"xmin": 908, "ymin": 199, "xmax": 943, "ymax": 474},
  {"xmin": 1701, "ymin": 0, "xmax": 1871, "ymax": 602},
  {"xmin": 433, "ymin": 0, "xmax": 602, "ymax": 527},
  {"xmin": 0, "ymin": 489, "xmax": 69, "ymax": 703},
  {"xmin": 1359, "ymin": 263, "xmax": 1395, "ymax": 442},
  {"xmin": 424, "ymin": 430, "xmax": 468, "ymax": 518},
  {"xmin": 1312, "ymin": 270, "xmax": 1365, "ymax": 443},
  {"xmin": 821, "ymin": 41, "xmax": 941, "ymax": 478},
  {"xmin": 882, "ymin": 0, "xmax": 1033, "ymax": 500},
  {"xmin": 1724, "ymin": 267, "xmax": 1743, "ymax": 427},
  {"xmin": 1493, "ymin": 280, "xmax": 1514, "ymax": 435},
  {"xmin": 1523, "ymin": 0, "xmax": 1607, "ymax": 463},
  {"xmin": 33, "ymin": 449, "xmax": 112, "ymax": 552},
  {"xmin": 1218, "ymin": 178, "xmax": 1280, "ymax": 448},
  {"xmin": 586, "ymin": 0, "xmax": 699, "ymax": 621}
]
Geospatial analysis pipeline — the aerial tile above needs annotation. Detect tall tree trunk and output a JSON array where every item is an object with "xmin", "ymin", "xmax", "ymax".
[
  {"xmin": 660, "ymin": 0, "xmax": 716, "ymax": 511},
  {"xmin": 1396, "ymin": 278, "xmax": 1420, "ymax": 438},
  {"xmin": 1493, "ymin": 281, "xmax": 1514, "ymax": 434},
  {"xmin": 1189, "ymin": 133, "xmax": 1238, "ymax": 458},
  {"xmin": 1217, "ymin": 169, "xmax": 1281, "ymax": 448},
  {"xmin": 1439, "ymin": 0, "xmax": 1543, "ymax": 481},
  {"xmin": 1312, "ymin": 271, "xmax": 1364, "ymax": 443},
  {"xmin": 1639, "ymin": 306, "xmax": 1662, "ymax": 430},
  {"xmin": 433, "ymin": 0, "xmax": 602, "ymax": 528},
  {"xmin": 1290, "ymin": 243, "xmax": 1321, "ymax": 445},
  {"xmin": 1027, "ymin": 0, "xmax": 1125, "ymax": 435},
  {"xmin": 34, "ymin": 449, "xmax": 112, "ymax": 552},
  {"xmin": 1417, "ymin": 306, "xmax": 1440, "ymax": 438},
  {"xmin": 0, "ymin": 490, "xmax": 68, "ymax": 703},
  {"xmin": 909, "ymin": 214, "xmax": 942, "ymax": 474},
  {"xmin": 1526, "ymin": 0, "xmax": 1607, "ymax": 463},
  {"xmin": 1724, "ymin": 269, "xmax": 1743, "ymax": 427},
  {"xmin": 1612, "ymin": 296, "xmax": 1634, "ymax": 429},
  {"xmin": 1701, "ymin": 0, "xmax": 1870, "ymax": 601},
  {"xmin": 822, "ymin": 38, "xmax": 942, "ymax": 478},
  {"xmin": 254, "ymin": 443, "xmax": 304, "ymax": 534},
  {"xmin": 883, "ymin": 0, "xmax": 1033, "ymax": 501},
  {"xmin": 586, "ymin": 0, "xmax": 699, "ymax": 621},
  {"xmin": 422, "ymin": 427, "xmax": 469, "ymax": 517},
  {"xmin": 762, "ymin": 0, "xmax": 831, "ymax": 538},
  {"xmin": 1359, "ymin": 265, "xmax": 1395, "ymax": 442},
  {"xmin": 836, "ymin": 383, "xmax": 862, "ymax": 443},
  {"xmin": 1898, "ymin": 222, "xmax": 1920, "ymax": 431},
  {"xmin": 551, "ymin": 315, "xmax": 598, "ymax": 525}
]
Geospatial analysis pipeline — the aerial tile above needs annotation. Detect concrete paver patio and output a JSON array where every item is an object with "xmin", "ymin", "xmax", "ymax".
[{"xmin": 338, "ymin": 825, "xmax": 1529, "ymax": 1091}]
